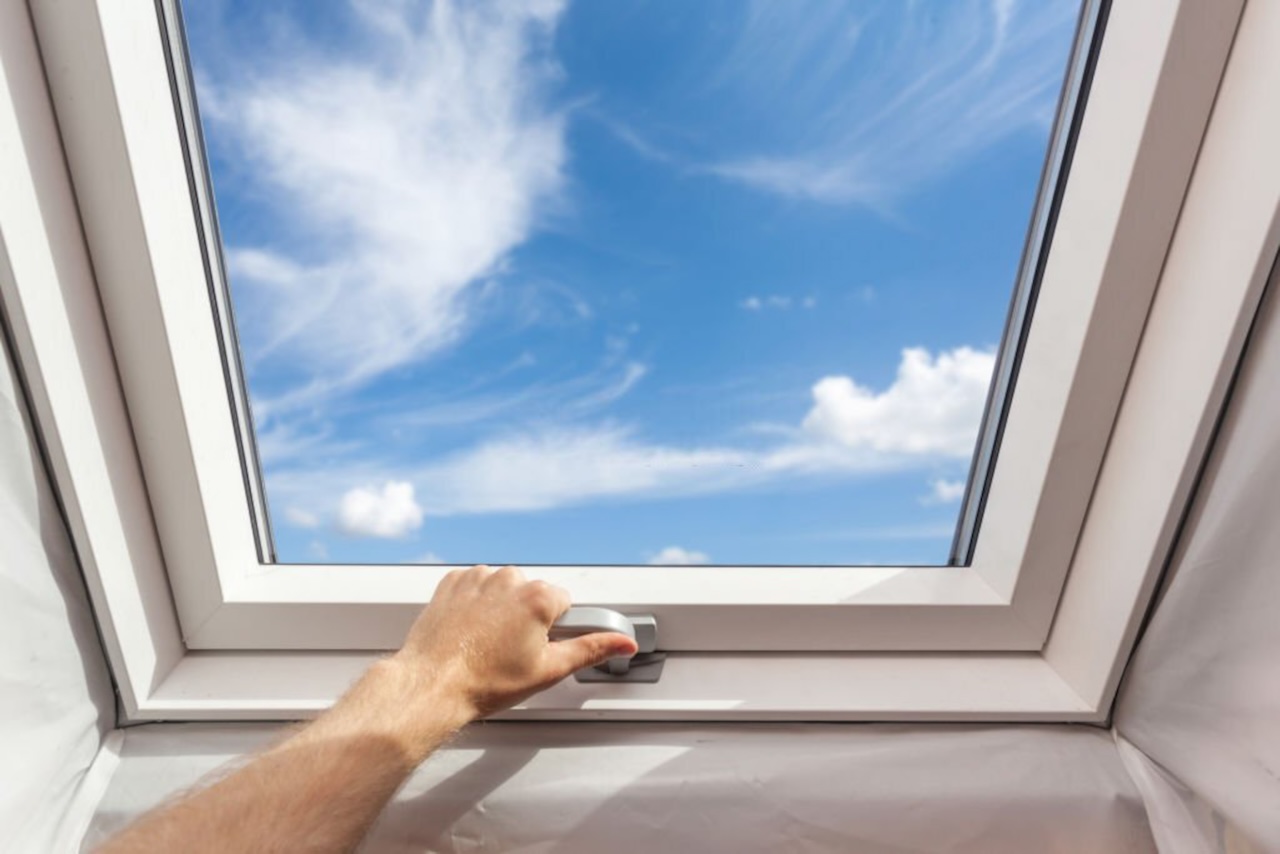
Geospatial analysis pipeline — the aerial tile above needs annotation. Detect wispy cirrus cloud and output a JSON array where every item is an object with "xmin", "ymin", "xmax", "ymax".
[
  {"xmin": 199, "ymin": 0, "xmax": 571, "ymax": 398},
  {"xmin": 408, "ymin": 425, "xmax": 759, "ymax": 515},
  {"xmin": 702, "ymin": 0, "xmax": 1078, "ymax": 205},
  {"xmin": 369, "ymin": 339, "xmax": 649, "ymax": 434},
  {"xmin": 741, "ymin": 295, "xmax": 817, "ymax": 311}
]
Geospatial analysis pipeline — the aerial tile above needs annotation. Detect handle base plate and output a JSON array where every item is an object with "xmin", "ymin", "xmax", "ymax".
[{"xmin": 574, "ymin": 652, "xmax": 667, "ymax": 684}]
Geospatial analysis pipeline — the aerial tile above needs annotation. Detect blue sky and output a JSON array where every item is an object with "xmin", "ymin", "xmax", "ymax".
[{"xmin": 184, "ymin": 0, "xmax": 1081, "ymax": 566}]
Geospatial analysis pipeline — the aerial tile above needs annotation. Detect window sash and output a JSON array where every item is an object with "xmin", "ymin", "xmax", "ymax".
[
  {"xmin": 6, "ymin": 0, "xmax": 1274, "ymax": 720},
  {"xmin": 14, "ymin": 0, "xmax": 1239, "ymax": 655}
]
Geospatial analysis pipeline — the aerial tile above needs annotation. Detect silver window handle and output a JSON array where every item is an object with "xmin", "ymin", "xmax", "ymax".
[{"xmin": 549, "ymin": 607, "xmax": 662, "ymax": 680}]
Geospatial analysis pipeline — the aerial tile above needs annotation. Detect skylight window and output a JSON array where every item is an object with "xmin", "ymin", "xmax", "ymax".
[
  {"xmin": 21, "ymin": 0, "xmax": 1253, "ymax": 719},
  {"xmin": 184, "ymin": 0, "xmax": 1084, "ymax": 567}
]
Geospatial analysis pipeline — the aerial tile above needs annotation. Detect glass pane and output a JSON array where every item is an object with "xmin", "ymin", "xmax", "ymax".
[{"xmin": 181, "ymin": 0, "xmax": 1086, "ymax": 566}]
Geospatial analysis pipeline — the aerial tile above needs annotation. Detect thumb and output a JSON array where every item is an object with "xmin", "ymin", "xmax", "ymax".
[{"xmin": 545, "ymin": 632, "xmax": 639, "ymax": 678}]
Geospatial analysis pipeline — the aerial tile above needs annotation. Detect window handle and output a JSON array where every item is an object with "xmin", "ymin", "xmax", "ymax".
[{"xmin": 549, "ymin": 607, "xmax": 664, "ymax": 682}]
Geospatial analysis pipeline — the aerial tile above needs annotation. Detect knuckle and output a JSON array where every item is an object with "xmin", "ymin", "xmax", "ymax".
[
  {"xmin": 522, "ymin": 580, "xmax": 560, "ymax": 618},
  {"xmin": 493, "ymin": 565, "xmax": 524, "ymax": 585}
]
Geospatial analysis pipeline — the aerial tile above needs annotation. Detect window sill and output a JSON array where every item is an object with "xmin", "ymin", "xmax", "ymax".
[{"xmin": 142, "ymin": 650, "xmax": 1096, "ymax": 723}]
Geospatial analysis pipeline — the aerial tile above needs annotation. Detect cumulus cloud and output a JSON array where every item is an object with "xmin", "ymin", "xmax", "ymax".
[
  {"xmin": 648, "ymin": 546, "xmax": 711, "ymax": 566},
  {"xmin": 338, "ymin": 481, "xmax": 425, "ymax": 538},
  {"xmin": 924, "ymin": 478, "xmax": 967, "ymax": 505},
  {"xmin": 802, "ymin": 347, "xmax": 995, "ymax": 456},
  {"xmin": 202, "ymin": 0, "xmax": 570, "ymax": 395}
]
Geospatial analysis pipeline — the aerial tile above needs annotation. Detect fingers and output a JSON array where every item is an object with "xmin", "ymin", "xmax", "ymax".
[
  {"xmin": 433, "ymin": 567, "xmax": 568, "ymax": 624},
  {"xmin": 468, "ymin": 567, "xmax": 564, "ymax": 619},
  {"xmin": 449, "ymin": 565, "xmax": 494, "ymax": 594},
  {"xmin": 523, "ymin": 579, "xmax": 571, "ymax": 624},
  {"xmin": 485, "ymin": 565, "xmax": 525, "ymax": 590},
  {"xmin": 433, "ymin": 568, "xmax": 466, "ymax": 598},
  {"xmin": 543, "ymin": 632, "xmax": 639, "ymax": 681}
]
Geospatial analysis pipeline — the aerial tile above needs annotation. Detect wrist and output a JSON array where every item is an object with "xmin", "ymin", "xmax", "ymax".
[
  {"xmin": 314, "ymin": 660, "xmax": 476, "ymax": 763},
  {"xmin": 376, "ymin": 655, "xmax": 478, "ymax": 737}
]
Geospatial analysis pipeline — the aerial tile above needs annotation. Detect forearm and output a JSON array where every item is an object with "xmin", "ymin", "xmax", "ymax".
[
  {"xmin": 99, "ymin": 659, "xmax": 470, "ymax": 854},
  {"xmin": 99, "ymin": 565, "xmax": 634, "ymax": 852}
]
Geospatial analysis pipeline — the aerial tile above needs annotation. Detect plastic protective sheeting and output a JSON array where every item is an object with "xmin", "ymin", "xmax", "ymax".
[
  {"xmin": 1115, "ymin": 737, "xmax": 1262, "ymax": 854},
  {"xmin": 0, "ymin": 328, "xmax": 114, "ymax": 846},
  {"xmin": 1114, "ymin": 278, "xmax": 1280, "ymax": 851},
  {"xmin": 82, "ymin": 722, "xmax": 1157, "ymax": 853}
]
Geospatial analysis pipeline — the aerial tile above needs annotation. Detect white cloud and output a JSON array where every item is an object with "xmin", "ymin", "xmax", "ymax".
[
  {"xmin": 284, "ymin": 507, "xmax": 320, "ymax": 529},
  {"xmin": 708, "ymin": 0, "xmax": 1078, "ymax": 205},
  {"xmin": 337, "ymin": 481, "xmax": 424, "ymax": 538},
  {"xmin": 599, "ymin": 116, "xmax": 680, "ymax": 165},
  {"xmin": 373, "ymin": 344, "xmax": 649, "ymax": 432},
  {"xmin": 265, "ymin": 346, "xmax": 992, "ymax": 519},
  {"xmin": 741, "ymin": 295, "xmax": 812, "ymax": 311},
  {"xmin": 202, "ymin": 0, "xmax": 570, "ymax": 395},
  {"xmin": 803, "ymin": 347, "xmax": 995, "ymax": 456},
  {"xmin": 254, "ymin": 419, "xmax": 363, "ymax": 467},
  {"xmin": 399, "ymin": 347, "xmax": 989, "ymax": 513},
  {"xmin": 924, "ymin": 478, "xmax": 967, "ymax": 505},
  {"xmin": 566, "ymin": 362, "xmax": 649, "ymax": 413},
  {"xmin": 648, "ymin": 546, "xmax": 710, "ymax": 566},
  {"xmin": 413, "ymin": 427, "xmax": 755, "ymax": 514},
  {"xmin": 715, "ymin": 158, "xmax": 879, "ymax": 206}
]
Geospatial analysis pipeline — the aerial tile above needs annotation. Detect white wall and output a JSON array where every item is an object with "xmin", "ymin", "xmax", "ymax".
[
  {"xmin": 1115, "ymin": 278, "xmax": 1280, "ymax": 851},
  {"xmin": 0, "ymin": 324, "xmax": 114, "ymax": 848},
  {"xmin": 0, "ymin": 3, "xmax": 116, "ymax": 850}
]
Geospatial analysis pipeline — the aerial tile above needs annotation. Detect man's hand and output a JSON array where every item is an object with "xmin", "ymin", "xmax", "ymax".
[
  {"xmin": 98, "ymin": 566, "xmax": 637, "ymax": 853},
  {"xmin": 392, "ymin": 565, "xmax": 638, "ymax": 721}
]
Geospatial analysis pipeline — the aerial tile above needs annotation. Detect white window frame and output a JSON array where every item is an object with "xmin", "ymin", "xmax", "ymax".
[
  {"xmin": 10, "ymin": 0, "xmax": 1205, "ymax": 654},
  {"xmin": 2, "ymin": 0, "xmax": 1277, "ymax": 721}
]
